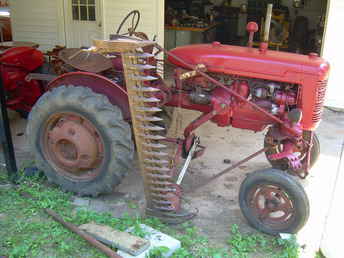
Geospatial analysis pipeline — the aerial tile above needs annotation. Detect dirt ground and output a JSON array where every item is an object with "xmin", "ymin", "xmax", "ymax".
[{"xmin": 2, "ymin": 107, "xmax": 343, "ymax": 258}]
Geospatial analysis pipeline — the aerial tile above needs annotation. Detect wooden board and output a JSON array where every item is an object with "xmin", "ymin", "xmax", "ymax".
[{"xmin": 79, "ymin": 223, "xmax": 150, "ymax": 256}]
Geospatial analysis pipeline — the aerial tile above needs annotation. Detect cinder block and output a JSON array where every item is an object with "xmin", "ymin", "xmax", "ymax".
[
  {"xmin": 117, "ymin": 224, "xmax": 181, "ymax": 258},
  {"xmin": 72, "ymin": 197, "xmax": 90, "ymax": 207}
]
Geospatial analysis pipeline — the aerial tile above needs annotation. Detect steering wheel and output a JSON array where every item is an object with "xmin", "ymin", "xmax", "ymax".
[{"xmin": 116, "ymin": 10, "xmax": 140, "ymax": 36}]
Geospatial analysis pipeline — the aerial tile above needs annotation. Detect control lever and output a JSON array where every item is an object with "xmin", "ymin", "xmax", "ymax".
[{"xmin": 176, "ymin": 137, "xmax": 200, "ymax": 185}]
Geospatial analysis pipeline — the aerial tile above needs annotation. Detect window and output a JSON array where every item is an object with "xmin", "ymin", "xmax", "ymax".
[{"xmin": 72, "ymin": 0, "xmax": 96, "ymax": 21}]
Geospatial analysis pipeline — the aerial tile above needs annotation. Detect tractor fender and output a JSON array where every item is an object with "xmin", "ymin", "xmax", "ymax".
[{"xmin": 47, "ymin": 72, "xmax": 131, "ymax": 120}]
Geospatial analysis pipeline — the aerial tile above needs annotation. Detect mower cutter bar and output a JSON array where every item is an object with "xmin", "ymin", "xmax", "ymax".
[{"xmin": 120, "ymin": 41, "xmax": 181, "ymax": 214}]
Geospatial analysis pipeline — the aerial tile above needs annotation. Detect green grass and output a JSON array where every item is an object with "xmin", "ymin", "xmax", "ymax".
[
  {"xmin": 228, "ymin": 224, "xmax": 300, "ymax": 258},
  {"xmin": 0, "ymin": 170, "xmax": 301, "ymax": 258}
]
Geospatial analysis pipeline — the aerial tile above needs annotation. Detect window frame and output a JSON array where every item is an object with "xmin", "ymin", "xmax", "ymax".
[{"xmin": 72, "ymin": 0, "xmax": 96, "ymax": 22}]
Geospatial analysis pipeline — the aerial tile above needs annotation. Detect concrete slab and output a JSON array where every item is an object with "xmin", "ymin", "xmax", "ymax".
[
  {"xmin": 320, "ymin": 139, "xmax": 344, "ymax": 258},
  {"xmin": 72, "ymin": 197, "xmax": 90, "ymax": 207},
  {"xmin": 297, "ymin": 109, "xmax": 344, "ymax": 258},
  {"xmin": 117, "ymin": 224, "xmax": 181, "ymax": 258},
  {"xmin": 79, "ymin": 223, "xmax": 150, "ymax": 256}
]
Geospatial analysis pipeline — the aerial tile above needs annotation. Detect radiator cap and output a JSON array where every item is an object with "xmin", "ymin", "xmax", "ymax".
[{"xmin": 212, "ymin": 41, "xmax": 221, "ymax": 48}]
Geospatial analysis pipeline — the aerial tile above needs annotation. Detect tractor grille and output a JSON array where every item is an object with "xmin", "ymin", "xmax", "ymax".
[{"xmin": 312, "ymin": 80, "xmax": 327, "ymax": 123}]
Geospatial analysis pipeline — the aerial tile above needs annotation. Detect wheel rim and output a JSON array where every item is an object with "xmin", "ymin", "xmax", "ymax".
[
  {"xmin": 248, "ymin": 184, "xmax": 296, "ymax": 230},
  {"xmin": 41, "ymin": 112, "xmax": 105, "ymax": 181}
]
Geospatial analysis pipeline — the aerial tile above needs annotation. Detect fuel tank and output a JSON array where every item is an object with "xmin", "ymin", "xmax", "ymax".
[
  {"xmin": 0, "ymin": 47, "xmax": 44, "ymax": 71},
  {"xmin": 168, "ymin": 42, "xmax": 330, "ymax": 83}
]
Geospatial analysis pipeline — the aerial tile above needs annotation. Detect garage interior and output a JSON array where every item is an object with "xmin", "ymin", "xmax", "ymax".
[
  {"xmin": 0, "ymin": 1, "xmax": 330, "ymax": 54},
  {"xmin": 164, "ymin": 0, "xmax": 328, "ymax": 55}
]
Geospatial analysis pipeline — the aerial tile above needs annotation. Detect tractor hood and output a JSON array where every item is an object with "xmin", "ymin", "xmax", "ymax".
[{"xmin": 167, "ymin": 43, "xmax": 330, "ymax": 83}]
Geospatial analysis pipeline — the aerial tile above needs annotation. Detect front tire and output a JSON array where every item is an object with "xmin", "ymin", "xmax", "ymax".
[
  {"xmin": 27, "ymin": 86, "xmax": 134, "ymax": 196},
  {"xmin": 239, "ymin": 168, "xmax": 309, "ymax": 235}
]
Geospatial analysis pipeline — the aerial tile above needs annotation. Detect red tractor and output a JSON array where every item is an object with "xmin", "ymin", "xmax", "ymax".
[{"xmin": 0, "ymin": 11, "xmax": 329, "ymax": 235}]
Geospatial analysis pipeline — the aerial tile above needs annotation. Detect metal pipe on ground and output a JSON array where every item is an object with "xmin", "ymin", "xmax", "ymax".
[
  {"xmin": 44, "ymin": 209, "xmax": 122, "ymax": 258},
  {"xmin": 19, "ymin": 191, "xmax": 122, "ymax": 258}
]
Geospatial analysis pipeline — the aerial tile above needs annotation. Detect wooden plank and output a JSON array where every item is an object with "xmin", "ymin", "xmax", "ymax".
[{"xmin": 79, "ymin": 223, "xmax": 150, "ymax": 256}]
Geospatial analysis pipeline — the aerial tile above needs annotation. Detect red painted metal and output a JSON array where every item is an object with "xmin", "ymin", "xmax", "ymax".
[
  {"xmin": 0, "ymin": 47, "xmax": 44, "ymax": 71},
  {"xmin": 167, "ymin": 43, "xmax": 330, "ymax": 131},
  {"xmin": 184, "ymin": 110, "xmax": 218, "ymax": 138},
  {"xmin": 161, "ymin": 46, "xmax": 295, "ymax": 132},
  {"xmin": 210, "ymin": 86, "xmax": 232, "ymax": 127},
  {"xmin": 268, "ymin": 141, "xmax": 302, "ymax": 170},
  {"xmin": 0, "ymin": 47, "xmax": 44, "ymax": 112},
  {"xmin": 246, "ymin": 22, "xmax": 258, "ymax": 48},
  {"xmin": 231, "ymin": 102, "xmax": 275, "ymax": 131},
  {"xmin": 248, "ymin": 184, "xmax": 295, "ymax": 229}
]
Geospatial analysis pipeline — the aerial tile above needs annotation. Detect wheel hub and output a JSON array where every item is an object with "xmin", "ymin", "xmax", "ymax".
[
  {"xmin": 265, "ymin": 197, "xmax": 280, "ymax": 210},
  {"xmin": 251, "ymin": 185, "xmax": 294, "ymax": 227},
  {"xmin": 44, "ymin": 114, "xmax": 104, "ymax": 179}
]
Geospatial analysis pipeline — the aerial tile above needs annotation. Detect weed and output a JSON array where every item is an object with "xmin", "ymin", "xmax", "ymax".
[
  {"xmin": 315, "ymin": 250, "xmax": 326, "ymax": 258},
  {"xmin": 127, "ymin": 200, "xmax": 139, "ymax": 209},
  {"xmin": 146, "ymin": 246, "xmax": 169, "ymax": 258},
  {"xmin": 227, "ymin": 224, "xmax": 300, "ymax": 258}
]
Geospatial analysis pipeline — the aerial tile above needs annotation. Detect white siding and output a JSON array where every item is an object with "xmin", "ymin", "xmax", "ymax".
[
  {"xmin": 102, "ymin": 0, "xmax": 164, "ymax": 48},
  {"xmin": 9, "ymin": 0, "xmax": 65, "ymax": 51},
  {"xmin": 322, "ymin": 1, "xmax": 344, "ymax": 109}
]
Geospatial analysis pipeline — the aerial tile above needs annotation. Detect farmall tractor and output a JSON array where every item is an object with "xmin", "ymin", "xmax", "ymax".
[{"xmin": 0, "ymin": 10, "xmax": 329, "ymax": 235}]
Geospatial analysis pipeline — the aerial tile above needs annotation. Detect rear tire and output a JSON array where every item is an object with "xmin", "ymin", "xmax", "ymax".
[
  {"xmin": 27, "ymin": 86, "xmax": 134, "ymax": 196},
  {"xmin": 239, "ymin": 168, "xmax": 309, "ymax": 235}
]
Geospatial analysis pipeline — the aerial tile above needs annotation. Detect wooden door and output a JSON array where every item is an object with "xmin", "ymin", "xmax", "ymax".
[{"xmin": 64, "ymin": 0, "xmax": 103, "ymax": 48}]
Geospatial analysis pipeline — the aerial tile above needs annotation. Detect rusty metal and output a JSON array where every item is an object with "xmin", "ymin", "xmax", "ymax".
[
  {"xmin": 42, "ymin": 112, "xmax": 104, "ymax": 180},
  {"xmin": 248, "ymin": 184, "xmax": 295, "ymax": 229},
  {"xmin": 188, "ymin": 147, "xmax": 269, "ymax": 192},
  {"xmin": 116, "ymin": 39, "xmax": 178, "ymax": 214},
  {"xmin": 179, "ymin": 64, "xmax": 207, "ymax": 80},
  {"xmin": 58, "ymin": 48, "xmax": 113, "ymax": 73},
  {"xmin": 26, "ymin": 73, "xmax": 58, "ymax": 82},
  {"xmin": 45, "ymin": 208, "xmax": 122, "ymax": 258},
  {"xmin": 46, "ymin": 45, "xmax": 66, "ymax": 75},
  {"xmin": 18, "ymin": 191, "xmax": 121, "ymax": 258},
  {"xmin": 94, "ymin": 38, "xmax": 197, "ymax": 223}
]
